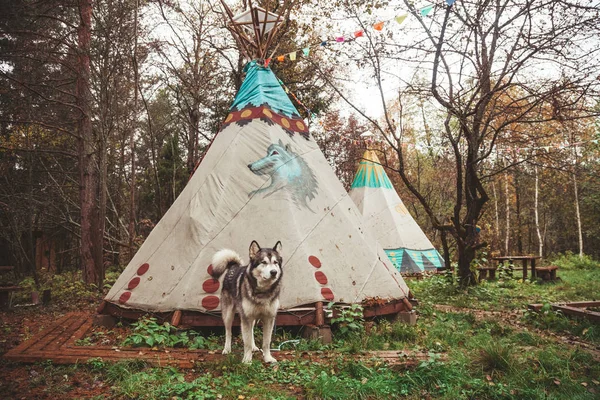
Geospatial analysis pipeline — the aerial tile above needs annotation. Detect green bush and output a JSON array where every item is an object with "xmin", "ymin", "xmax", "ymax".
[
  {"xmin": 549, "ymin": 252, "xmax": 599, "ymax": 270},
  {"xmin": 121, "ymin": 316, "xmax": 218, "ymax": 349}
]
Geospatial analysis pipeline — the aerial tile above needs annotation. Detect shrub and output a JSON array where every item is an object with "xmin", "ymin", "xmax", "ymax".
[
  {"xmin": 121, "ymin": 316, "xmax": 217, "ymax": 349},
  {"xmin": 473, "ymin": 341, "xmax": 515, "ymax": 374},
  {"xmin": 549, "ymin": 252, "xmax": 599, "ymax": 270}
]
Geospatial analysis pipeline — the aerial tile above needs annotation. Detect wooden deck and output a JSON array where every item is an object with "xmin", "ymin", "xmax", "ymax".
[{"xmin": 3, "ymin": 312, "xmax": 435, "ymax": 368}]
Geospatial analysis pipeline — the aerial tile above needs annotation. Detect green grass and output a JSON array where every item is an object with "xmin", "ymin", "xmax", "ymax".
[{"xmin": 14, "ymin": 253, "xmax": 600, "ymax": 399}]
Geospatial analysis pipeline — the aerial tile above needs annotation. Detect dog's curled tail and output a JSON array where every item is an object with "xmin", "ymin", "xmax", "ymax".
[{"xmin": 210, "ymin": 249, "xmax": 243, "ymax": 279}]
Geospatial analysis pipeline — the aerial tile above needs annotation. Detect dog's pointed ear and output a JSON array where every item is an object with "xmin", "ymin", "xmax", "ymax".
[
  {"xmin": 273, "ymin": 241, "xmax": 282, "ymax": 254},
  {"xmin": 249, "ymin": 241, "xmax": 261, "ymax": 258}
]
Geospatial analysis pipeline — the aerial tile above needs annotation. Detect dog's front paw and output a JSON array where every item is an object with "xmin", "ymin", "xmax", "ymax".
[
  {"xmin": 252, "ymin": 344, "xmax": 260, "ymax": 352},
  {"xmin": 242, "ymin": 355, "xmax": 253, "ymax": 364},
  {"xmin": 222, "ymin": 348, "xmax": 231, "ymax": 355},
  {"xmin": 263, "ymin": 354, "xmax": 277, "ymax": 363}
]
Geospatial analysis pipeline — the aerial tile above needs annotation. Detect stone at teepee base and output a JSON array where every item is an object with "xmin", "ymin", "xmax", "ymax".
[
  {"xmin": 93, "ymin": 314, "xmax": 117, "ymax": 329},
  {"xmin": 395, "ymin": 311, "xmax": 417, "ymax": 325},
  {"xmin": 303, "ymin": 324, "xmax": 333, "ymax": 344}
]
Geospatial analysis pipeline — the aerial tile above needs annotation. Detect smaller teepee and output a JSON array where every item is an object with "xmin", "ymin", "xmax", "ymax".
[{"xmin": 349, "ymin": 150, "xmax": 444, "ymax": 274}]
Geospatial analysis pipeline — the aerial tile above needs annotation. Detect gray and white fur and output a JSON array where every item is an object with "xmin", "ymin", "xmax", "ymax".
[{"xmin": 210, "ymin": 241, "xmax": 283, "ymax": 363}]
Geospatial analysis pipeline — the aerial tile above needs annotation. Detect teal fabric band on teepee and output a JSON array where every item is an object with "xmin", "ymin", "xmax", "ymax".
[
  {"xmin": 385, "ymin": 248, "xmax": 443, "ymax": 273},
  {"xmin": 350, "ymin": 151, "xmax": 394, "ymax": 189},
  {"xmin": 230, "ymin": 61, "xmax": 300, "ymax": 118}
]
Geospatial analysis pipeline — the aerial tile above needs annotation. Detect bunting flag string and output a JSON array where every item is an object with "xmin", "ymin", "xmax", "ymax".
[
  {"xmin": 263, "ymin": 0, "xmax": 458, "ymax": 67},
  {"xmin": 276, "ymin": 77, "xmax": 317, "ymax": 121},
  {"xmin": 277, "ymin": 75, "xmax": 600, "ymax": 155}
]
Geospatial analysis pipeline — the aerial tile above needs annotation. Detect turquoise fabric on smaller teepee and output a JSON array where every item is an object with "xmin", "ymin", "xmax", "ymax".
[{"xmin": 350, "ymin": 150, "xmax": 445, "ymax": 274}]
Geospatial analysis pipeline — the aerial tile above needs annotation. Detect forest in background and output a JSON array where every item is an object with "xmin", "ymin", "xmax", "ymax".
[{"xmin": 0, "ymin": 0, "xmax": 599, "ymax": 288}]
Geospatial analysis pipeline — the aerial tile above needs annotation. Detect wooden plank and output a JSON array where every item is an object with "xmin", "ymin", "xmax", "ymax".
[
  {"xmin": 558, "ymin": 301, "xmax": 600, "ymax": 308},
  {"xmin": 528, "ymin": 303, "xmax": 544, "ymax": 311},
  {"xmin": 363, "ymin": 300, "xmax": 409, "ymax": 318},
  {"xmin": 64, "ymin": 318, "xmax": 94, "ymax": 348},
  {"xmin": 4, "ymin": 312, "xmax": 447, "ymax": 369},
  {"xmin": 44, "ymin": 314, "xmax": 89, "ymax": 351},
  {"xmin": 6, "ymin": 313, "xmax": 74, "ymax": 354},
  {"xmin": 552, "ymin": 305, "xmax": 600, "ymax": 323},
  {"xmin": 103, "ymin": 299, "xmax": 409, "ymax": 327},
  {"xmin": 0, "ymin": 286, "xmax": 24, "ymax": 291}
]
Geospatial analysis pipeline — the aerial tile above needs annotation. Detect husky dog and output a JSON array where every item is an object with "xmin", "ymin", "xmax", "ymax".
[
  {"xmin": 210, "ymin": 241, "xmax": 283, "ymax": 363},
  {"xmin": 247, "ymin": 139, "xmax": 318, "ymax": 210}
]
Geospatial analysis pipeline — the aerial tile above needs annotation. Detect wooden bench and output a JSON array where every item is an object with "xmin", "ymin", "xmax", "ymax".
[
  {"xmin": 0, "ymin": 286, "xmax": 24, "ymax": 309},
  {"xmin": 477, "ymin": 266, "xmax": 497, "ymax": 281},
  {"xmin": 0, "ymin": 266, "xmax": 23, "ymax": 309},
  {"xmin": 535, "ymin": 265, "xmax": 558, "ymax": 281}
]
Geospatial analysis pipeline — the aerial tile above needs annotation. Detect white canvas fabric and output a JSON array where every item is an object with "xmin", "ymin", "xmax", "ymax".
[{"xmin": 105, "ymin": 89, "xmax": 409, "ymax": 313}]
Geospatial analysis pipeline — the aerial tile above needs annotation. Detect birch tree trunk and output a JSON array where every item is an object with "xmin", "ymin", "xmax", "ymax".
[
  {"xmin": 492, "ymin": 181, "xmax": 500, "ymax": 252},
  {"xmin": 534, "ymin": 165, "xmax": 543, "ymax": 257},
  {"xmin": 573, "ymin": 170, "xmax": 584, "ymax": 257}
]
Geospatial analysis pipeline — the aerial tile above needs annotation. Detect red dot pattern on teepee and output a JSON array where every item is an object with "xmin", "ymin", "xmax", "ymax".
[
  {"xmin": 201, "ymin": 264, "xmax": 220, "ymax": 310},
  {"xmin": 119, "ymin": 263, "xmax": 151, "ymax": 304},
  {"xmin": 202, "ymin": 296, "xmax": 220, "ymax": 310},
  {"xmin": 309, "ymin": 255, "xmax": 334, "ymax": 301}
]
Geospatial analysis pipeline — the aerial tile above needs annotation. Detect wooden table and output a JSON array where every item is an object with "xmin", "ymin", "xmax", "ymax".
[{"xmin": 491, "ymin": 256, "xmax": 542, "ymax": 281}]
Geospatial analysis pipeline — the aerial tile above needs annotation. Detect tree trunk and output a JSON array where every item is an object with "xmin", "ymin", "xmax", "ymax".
[
  {"xmin": 504, "ymin": 170, "xmax": 510, "ymax": 255},
  {"xmin": 77, "ymin": 0, "xmax": 101, "ymax": 286},
  {"xmin": 534, "ymin": 165, "xmax": 543, "ymax": 257},
  {"xmin": 96, "ymin": 132, "xmax": 107, "ymax": 290},
  {"xmin": 572, "ymin": 170, "xmax": 583, "ymax": 257},
  {"xmin": 128, "ymin": 0, "xmax": 139, "ymax": 261},
  {"xmin": 440, "ymin": 230, "xmax": 451, "ymax": 271},
  {"xmin": 492, "ymin": 182, "xmax": 500, "ymax": 252},
  {"xmin": 457, "ymin": 239, "xmax": 476, "ymax": 287},
  {"xmin": 514, "ymin": 169, "xmax": 523, "ymax": 254}
]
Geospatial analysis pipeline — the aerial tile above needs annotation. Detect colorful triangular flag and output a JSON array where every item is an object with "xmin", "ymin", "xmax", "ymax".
[
  {"xmin": 373, "ymin": 21, "xmax": 385, "ymax": 31},
  {"xmin": 289, "ymin": 52, "xmax": 296, "ymax": 61},
  {"xmin": 336, "ymin": 36, "xmax": 345, "ymax": 42},
  {"xmin": 264, "ymin": 58, "xmax": 271, "ymax": 67},
  {"xmin": 277, "ymin": 55, "xmax": 285, "ymax": 62},
  {"xmin": 354, "ymin": 30, "xmax": 364, "ymax": 38},
  {"xmin": 302, "ymin": 48, "xmax": 310, "ymax": 56},
  {"xmin": 421, "ymin": 5, "xmax": 433, "ymax": 16},
  {"xmin": 446, "ymin": 0, "xmax": 456, "ymax": 5},
  {"xmin": 395, "ymin": 15, "xmax": 407, "ymax": 25}
]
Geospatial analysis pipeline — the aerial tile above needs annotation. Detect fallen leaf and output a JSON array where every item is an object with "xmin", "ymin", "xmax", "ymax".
[
  {"xmin": 486, "ymin": 375, "xmax": 492, "ymax": 381},
  {"xmin": 361, "ymin": 378, "xmax": 368, "ymax": 384},
  {"xmin": 581, "ymin": 382, "xmax": 588, "ymax": 387},
  {"xmin": 554, "ymin": 379, "xmax": 561, "ymax": 386},
  {"xmin": 592, "ymin": 380, "xmax": 599, "ymax": 385}
]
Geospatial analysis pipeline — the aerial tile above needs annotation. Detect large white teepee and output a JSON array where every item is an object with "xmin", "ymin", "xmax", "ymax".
[
  {"xmin": 101, "ymin": 62, "xmax": 410, "ymax": 326},
  {"xmin": 349, "ymin": 150, "xmax": 444, "ymax": 274}
]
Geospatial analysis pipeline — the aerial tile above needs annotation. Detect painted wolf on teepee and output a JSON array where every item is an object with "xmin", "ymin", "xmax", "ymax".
[{"xmin": 99, "ymin": 0, "xmax": 411, "ymax": 328}]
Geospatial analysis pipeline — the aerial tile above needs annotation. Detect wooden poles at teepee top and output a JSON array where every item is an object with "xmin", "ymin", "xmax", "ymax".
[{"xmin": 219, "ymin": 0, "xmax": 293, "ymax": 61}]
